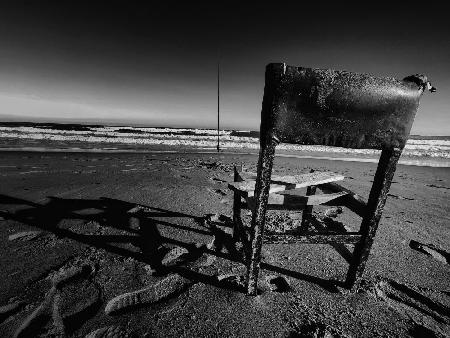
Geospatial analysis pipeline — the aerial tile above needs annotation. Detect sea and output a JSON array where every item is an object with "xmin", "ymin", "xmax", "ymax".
[{"xmin": 0, "ymin": 122, "xmax": 449, "ymax": 167}]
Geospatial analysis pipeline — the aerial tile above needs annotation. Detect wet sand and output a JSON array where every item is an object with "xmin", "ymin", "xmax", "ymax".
[{"xmin": 0, "ymin": 151, "xmax": 449, "ymax": 337}]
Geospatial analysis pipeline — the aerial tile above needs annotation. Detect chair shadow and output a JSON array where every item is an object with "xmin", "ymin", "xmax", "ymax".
[{"xmin": 0, "ymin": 194, "xmax": 340, "ymax": 294}]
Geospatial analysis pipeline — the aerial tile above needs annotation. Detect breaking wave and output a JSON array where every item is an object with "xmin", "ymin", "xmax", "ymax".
[{"xmin": 0, "ymin": 124, "xmax": 449, "ymax": 167}]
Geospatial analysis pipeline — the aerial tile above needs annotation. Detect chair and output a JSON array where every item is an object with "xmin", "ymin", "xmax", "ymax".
[{"xmin": 228, "ymin": 63, "xmax": 434, "ymax": 295}]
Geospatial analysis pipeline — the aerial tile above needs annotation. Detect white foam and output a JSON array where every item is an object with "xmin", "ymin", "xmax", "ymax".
[{"xmin": 1, "ymin": 125, "xmax": 449, "ymax": 165}]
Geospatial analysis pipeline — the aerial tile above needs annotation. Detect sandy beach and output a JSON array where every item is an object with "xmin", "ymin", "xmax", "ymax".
[
  {"xmin": 0, "ymin": 1, "xmax": 449, "ymax": 336},
  {"xmin": 0, "ymin": 150, "xmax": 449, "ymax": 337}
]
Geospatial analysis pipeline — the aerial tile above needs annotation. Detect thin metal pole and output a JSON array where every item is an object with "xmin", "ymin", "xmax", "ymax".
[{"xmin": 217, "ymin": 61, "xmax": 220, "ymax": 152}]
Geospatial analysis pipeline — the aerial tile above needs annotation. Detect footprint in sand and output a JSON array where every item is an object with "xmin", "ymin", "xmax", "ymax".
[
  {"xmin": 85, "ymin": 325, "xmax": 132, "ymax": 338},
  {"xmin": 369, "ymin": 278, "xmax": 450, "ymax": 337},
  {"xmin": 104, "ymin": 273, "xmax": 192, "ymax": 315},
  {"xmin": 13, "ymin": 263, "xmax": 100, "ymax": 338},
  {"xmin": 0, "ymin": 301, "xmax": 25, "ymax": 322},
  {"xmin": 8, "ymin": 231, "xmax": 42, "ymax": 242},
  {"xmin": 409, "ymin": 240, "xmax": 449, "ymax": 265}
]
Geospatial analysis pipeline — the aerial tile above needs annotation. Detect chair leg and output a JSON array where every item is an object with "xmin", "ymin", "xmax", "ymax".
[
  {"xmin": 232, "ymin": 193, "xmax": 242, "ymax": 241},
  {"xmin": 300, "ymin": 170, "xmax": 316, "ymax": 231},
  {"xmin": 346, "ymin": 148, "xmax": 401, "ymax": 290},
  {"xmin": 246, "ymin": 135, "xmax": 277, "ymax": 295},
  {"xmin": 232, "ymin": 165, "xmax": 243, "ymax": 243}
]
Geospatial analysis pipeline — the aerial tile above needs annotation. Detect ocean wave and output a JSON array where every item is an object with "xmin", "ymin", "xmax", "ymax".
[{"xmin": 1, "ymin": 125, "xmax": 449, "ymax": 160}]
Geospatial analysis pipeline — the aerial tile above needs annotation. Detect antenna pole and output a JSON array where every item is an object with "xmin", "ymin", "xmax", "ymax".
[{"xmin": 217, "ymin": 61, "xmax": 220, "ymax": 152}]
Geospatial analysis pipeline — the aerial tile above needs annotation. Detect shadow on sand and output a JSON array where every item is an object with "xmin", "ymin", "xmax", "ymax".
[{"xmin": 0, "ymin": 194, "xmax": 340, "ymax": 293}]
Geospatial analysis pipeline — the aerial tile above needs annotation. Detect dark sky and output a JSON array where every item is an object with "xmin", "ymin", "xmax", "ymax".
[{"xmin": 0, "ymin": 1, "xmax": 449, "ymax": 134}]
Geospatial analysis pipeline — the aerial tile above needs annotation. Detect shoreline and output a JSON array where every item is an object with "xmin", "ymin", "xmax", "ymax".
[{"xmin": 1, "ymin": 146, "xmax": 449, "ymax": 168}]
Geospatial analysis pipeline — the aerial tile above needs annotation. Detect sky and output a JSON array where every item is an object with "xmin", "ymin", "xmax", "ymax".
[{"xmin": 0, "ymin": 1, "xmax": 449, "ymax": 135}]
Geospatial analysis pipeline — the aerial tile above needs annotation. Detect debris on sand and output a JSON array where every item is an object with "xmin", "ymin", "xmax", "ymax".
[
  {"xmin": 214, "ymin": 188, "xmax": 227, "ymax": 196},
  {"xmin": 220, "ymin": 198, "xmax": 230, "ymax": 204},
  {"xmin": 388, "ymin": 194, "xmax": 414, "ymax": 200},
  {"xmin": 196, "ymin": 160, "xmax": 234, "ymax": 172},
  {"xmin": 8, "ymin": 230, "xmax": 42, "ymax": 242},
  {"xmin": 216, "ymin": 274, "xmax": 245, "ymax": 290},
  {"xmin": 204, "ymin": 214, "xmax": 234, "ymax": 235},
  {"xmin": 202, "ymin": 213, "xmax": 232, "ymax": 228},
  {"xmin": 205, "ymin": 213, "xmax": 221, "ymax": 223},
  {"xmin": 104, "ymin": 274, "xmax": 192, "ymax": 315},
  {"xmin": 409, "ymin": 240, "xmax": 449, "ymax": 264},
  {"xmin": 198, "ymin": 160, "xmax": 221, "ymax": 169},
  {"xmin": 324, "ymin": 207, "xmax": 343, "ymax": 218},
  {"xmin": 265, "ymin": 275, "xmax": 290, "ymax": 292},
  {"xmin": 210, "ymin": 177, "xmax": 227, "ymax": 183}
]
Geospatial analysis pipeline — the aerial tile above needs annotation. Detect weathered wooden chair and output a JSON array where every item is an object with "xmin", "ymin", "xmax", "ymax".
[{"xmin": 229, "ymin": 63, "xmax": 434, "ymax": 295}]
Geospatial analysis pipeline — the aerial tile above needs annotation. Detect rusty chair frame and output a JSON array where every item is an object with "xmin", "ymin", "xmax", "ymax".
[{"xmin": 229, "ymin": 63, "xmax": 431, "ymax": 295}]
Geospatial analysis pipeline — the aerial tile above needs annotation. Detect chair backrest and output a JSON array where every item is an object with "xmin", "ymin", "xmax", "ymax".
[{"xmin": 261, "ymin": 63, "xmax": 428, "ymax": 150}]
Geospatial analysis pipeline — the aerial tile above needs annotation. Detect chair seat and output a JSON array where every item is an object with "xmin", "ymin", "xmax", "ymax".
[
  {"xmin": 228, "ymin": 171, "xmax": 345, "ymax": 197},
  {"xmin": 246, "ymin": 191, "xmax": 348, "ymax": 210}
]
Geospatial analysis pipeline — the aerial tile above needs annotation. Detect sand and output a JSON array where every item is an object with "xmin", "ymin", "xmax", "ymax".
[{"xmin": 0, "ymin": 151, "xmax": 449, "ymax": 337}]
